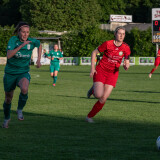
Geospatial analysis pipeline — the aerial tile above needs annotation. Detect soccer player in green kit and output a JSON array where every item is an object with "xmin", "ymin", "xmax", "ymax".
[
  {"xmin": 2, "ymin": 22, "xmax": 42, "ymax": 128},
  {"xmin": 48, "ymin": 44, "xmax": 63, "ymax": 86}
]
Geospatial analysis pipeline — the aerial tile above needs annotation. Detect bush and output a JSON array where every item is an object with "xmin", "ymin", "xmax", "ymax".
[
  {"xmin": 62, "ymin": 26, "xmax": 114, "ymax": 57},
  {"xmin": 0, "ymin": 25, "xmax": 14, "ymax": 57},
  {"xmin": 125, "ymin": 27, "xmax": 156, "ymax": 57},
  {"xmin": 0, "ymin": 25, "xmax": 157, "ymax": 58},
  {"xmin": 63, "ymin": 26, "xmax": 156, "ymax": 57}
]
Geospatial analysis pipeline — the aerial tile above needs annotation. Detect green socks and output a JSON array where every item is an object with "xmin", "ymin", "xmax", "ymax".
[
  {"xmin": 3, "ymin": 93, "xmax": 28, "ymax": 119},
  {"xmin": 53, "ymin": 76, "xmax": 57, "ymax": 84},
  {"xmin": 3, "ymin": 102, "xmax": 11, "ymax": 120},
  {"xmin": 18, "ymin": 93, "xmax": 28, "ymax": 110}
]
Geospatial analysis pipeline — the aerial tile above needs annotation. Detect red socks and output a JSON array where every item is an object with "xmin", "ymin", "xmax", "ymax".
[
  {"xmin": 150, "ymin": 68, "xmax": 156, "ymax": 74},
  {"xmin": 88, "ymin": 100, "xmax": 105, "ymax": 118}
]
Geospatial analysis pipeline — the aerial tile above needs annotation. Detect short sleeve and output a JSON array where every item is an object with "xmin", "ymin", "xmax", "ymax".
[
  {"xmin": 7, "ymin": 36, "xmax": 16, "ymax": 51},
  {"xmin": 32, "ymin": 39, "xmax": 40, "ymax": 48},
  {"xmin": 97, "ymin": 41, "xmax": 107, "ymax": 53},
  {"xmin": 60, "ymin": 51, "xmax": 63, "ymax": 57},
  {"xmin": 124, "ymin": 45, "xmax": 131, "ymax": 58},
  {"xmin": 124, "ymin": 45, "xmax": 131, "ymax": 56},
  {"xmin": 158, "ymin": 49, "xmax": 160, "ymax": 55}
]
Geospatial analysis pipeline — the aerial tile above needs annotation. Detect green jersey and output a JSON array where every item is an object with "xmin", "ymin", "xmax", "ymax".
[
  {"xmin": 5, "ymin": 36, "xmax": 40, "ymax": 74},
  {"xmin": 48, "ymin": 50, "xmax": 63, "ymax": 64}
]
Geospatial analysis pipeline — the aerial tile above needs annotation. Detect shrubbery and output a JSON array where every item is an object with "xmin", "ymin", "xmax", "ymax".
[
  {"xmin": 125, "ymin": 27, "xmax": 156, "ymax": 57},
  {"xmin": 0, "ymin": 25, "xmax": 157, "ymax": 57},
  {"xmin": 0, "ymin": 25, "xmax": 14, "ymax": 57},
  {"xmin": 62, "ymin": 26, "xmax": 156, "ymax": 57},
  {"xmin": 62, "ymin": 26, "xmax": 114, "ymax": 57}
]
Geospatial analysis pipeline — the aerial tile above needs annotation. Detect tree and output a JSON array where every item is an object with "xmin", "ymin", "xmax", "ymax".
[
  {"xmin": 0, "ymin": 0, "xmax": 21, "ymax": 26},
  {"xmin": 0, "ymin": 25, "xmax": 14, "ymax": 57},
  {"xmin": 99, "ymin": 0, "xmax": 126, "ymax": 23},
  {"xmin": 124, "ymin": 0, "xmax": 160, "ymax": 23},
  {"xmin": 125, "ymin": 27, "xmax": 156, "ymax": 57},
  {"xmin": 20, "ymin": 0, "xmax": 102, "ymax": 31},
  {"xmin": 62, "ymin": 25, "xmax": 114, "ymax": 57}
]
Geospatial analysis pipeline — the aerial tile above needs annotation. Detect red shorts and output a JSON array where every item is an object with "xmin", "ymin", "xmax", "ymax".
[
  {"xmin": 93, "ymin": 65, "xmax": 119, "ymax": 87},
  {"xmin": 154, "ymin": 57, "xmax": 160, "ymax": 66}
]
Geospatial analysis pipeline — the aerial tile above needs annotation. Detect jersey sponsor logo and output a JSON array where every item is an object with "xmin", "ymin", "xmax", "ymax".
[
  {"xmin": 27, "ymin": 44, "xmax": 30, "ymax": 50},
  {"xmin": 119, "ymin": 51, "xmax": 123, "ymax": 56},
  {"xmin": 16, "ymin": 52, "xmax": 21, "ymax": 58},
  {"xmin": 15, "ymin": 52, "xmax": 30, "ymax": 58}
]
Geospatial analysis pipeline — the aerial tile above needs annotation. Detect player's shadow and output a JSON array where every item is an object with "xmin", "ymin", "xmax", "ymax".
[
  {"xmin": 0, "ymin": 109, "xmax": 159, "ymax": 159},
  {"xmin": 130, "ymin": 90, "xmax": 160, "ymax": 94},
  {"xmin": 56, "ymin": 94, "xmax": 160, "ymax": 104},
  {"xmin": 56, "ymin": 94, "xmax": 93, "ymax": 99},
  {"xmin": 108, "ymin": 98, "xmax": 160, "ymax": 104},
  {"xmin": 118, "ymin": 90, "xmax": 160, "ymax": 94}
]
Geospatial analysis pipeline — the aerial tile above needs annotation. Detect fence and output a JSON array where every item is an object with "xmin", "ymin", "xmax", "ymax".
[
  {"xmin": 33, "ymin": 57, "xmax": 155, "ymax": 66},
  {"xmin": 0, "ymin": 57, "xmax": 155, "ymax": 66}
]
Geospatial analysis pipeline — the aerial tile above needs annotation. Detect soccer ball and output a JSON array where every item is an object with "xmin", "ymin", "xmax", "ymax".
[{"xmin": 156, "ymin": 136, "xmax": 160, "ymax": 150}]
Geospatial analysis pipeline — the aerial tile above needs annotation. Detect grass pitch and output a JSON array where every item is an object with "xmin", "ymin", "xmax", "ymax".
[{"xmin": 0, "ymin": 65, "xmax": 160, "ymax": 160}]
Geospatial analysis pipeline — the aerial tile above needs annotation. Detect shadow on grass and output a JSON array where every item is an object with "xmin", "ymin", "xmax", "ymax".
[
  {"xmin": 108, "ymin": 98, "xmax": 160, "ymax": 104},
  {"xmin": 55, "ymin": 95, "xmax": 160, "ymax": 104},
  {"xmin": 0, "ymin": 110, "xmax": 159, "ymax": 160},
  {"xmin": 117, "ymin": 89, "xmax": 160, "ymax": 94},
  {"xmin": 129, "ymin": 90, "xmax": 160, "ymax": 94}
]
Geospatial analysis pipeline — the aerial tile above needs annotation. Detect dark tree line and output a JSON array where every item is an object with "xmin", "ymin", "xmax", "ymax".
[
  {"xmin": 0, "ymin": 0, "xmax": 159, "ymax": 57},
  {"xmin": 0, "ymin": 0, "xmax": 160, "ymax": 31}
]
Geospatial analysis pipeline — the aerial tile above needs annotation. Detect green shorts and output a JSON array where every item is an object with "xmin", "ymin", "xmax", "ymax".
[
  {"xmin": 50, "ymin": 62, "xmax": 60, "ymax": 73},
  {"xmin": 3, "ymin": 72, "xmax": 31, "ymax": 92}
]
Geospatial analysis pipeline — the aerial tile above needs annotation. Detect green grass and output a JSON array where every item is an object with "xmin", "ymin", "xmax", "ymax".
[{"xmin": 0, "ymin": 65, "xmax": 160, "ymax": 160}]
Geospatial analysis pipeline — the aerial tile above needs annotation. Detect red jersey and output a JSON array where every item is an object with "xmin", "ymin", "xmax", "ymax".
[{"xmin": 97, "ymin": 40, "xmax": 131, "ymax": 72}]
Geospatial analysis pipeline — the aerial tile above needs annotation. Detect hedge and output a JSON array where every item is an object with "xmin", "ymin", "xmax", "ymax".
[{"xmin": 0, "ymin": 25, "xmax": 157, "ymax": 57}]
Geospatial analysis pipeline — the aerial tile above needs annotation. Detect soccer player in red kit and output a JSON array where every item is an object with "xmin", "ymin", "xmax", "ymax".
[
  {"xmin": 149, "ymin": 49, "xmax": 160, "ymax": 78},
  {"xmin": 86, "ymin": 26, "xmax": 131, "ymax": 123}
]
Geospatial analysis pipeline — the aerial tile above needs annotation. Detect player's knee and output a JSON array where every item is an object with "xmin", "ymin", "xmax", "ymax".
[
  {"xmin": 21, "ymin": 87, "xmax": 28, "ymax": 95},
  {"xmin": 50, "ymin": 73, "xmax": 53, "ymax": 77},
  {"xmin": 94, "ymin": 92, "xmax": 103, "ymax": 99},
  {"xmin": 5, "ymin": 96, "xmax": 13, "ymax": 104}
]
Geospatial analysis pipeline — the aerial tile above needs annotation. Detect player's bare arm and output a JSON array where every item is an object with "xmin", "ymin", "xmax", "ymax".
[
  {"xmin": 7, "ymin": 41, "xmax": 32, "ymax": 59},
  {"xmin": 123, "ymin": 59, "xmax": 130, "ymax": 70},
  {"xmin": 90, "ymin": 49, "xmax": 99, "ymax": 78}
]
